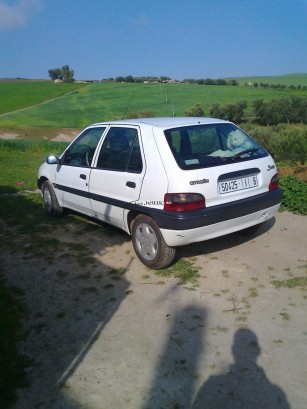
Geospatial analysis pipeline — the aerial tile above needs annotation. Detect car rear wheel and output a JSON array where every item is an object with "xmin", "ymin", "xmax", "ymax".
[
  {"xmin": 132, "ymin": 214, "xmax": 176, "ymax": 269},
  {"xmin": 42, "ymin": 180, "xmax": 63, "ymax": 217}
]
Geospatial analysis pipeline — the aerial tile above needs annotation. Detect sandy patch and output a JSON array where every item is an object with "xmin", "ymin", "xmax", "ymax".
[
  {"xmin": 0, "ymin": 131, "xmax": 76, "ymax": 142},
  {"xmin": 0, "ymin": 132, "xmax": 20, "ymax": 139},
  {"xmin": 51, "ymin": 133, "xmax": 77, "ymax": 142},
  {"xmin": 0, "ymin": 128, "xmax": 80, "ymax": 141}
]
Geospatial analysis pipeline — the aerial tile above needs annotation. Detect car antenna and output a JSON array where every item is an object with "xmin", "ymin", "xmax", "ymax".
[{"xmin": 122, "ymin": 91, "xmax": 135, "ymax": 120}]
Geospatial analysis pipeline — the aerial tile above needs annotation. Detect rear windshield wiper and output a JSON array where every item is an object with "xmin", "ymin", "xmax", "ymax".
[{"xmin": 232, "ymin": 148, "xmax": 259, "ymax": 159}]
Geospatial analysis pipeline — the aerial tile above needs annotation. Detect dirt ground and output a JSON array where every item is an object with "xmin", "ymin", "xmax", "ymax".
[
  {"xmin": 0, "ymin": 128, "xmax": 79, "ymax": 142},
  {"xmin": 1, "ymin": 209, "xmax": 306, "ymax": 409}
]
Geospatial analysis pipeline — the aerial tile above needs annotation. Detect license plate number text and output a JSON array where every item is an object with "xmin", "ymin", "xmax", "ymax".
[{"xmin": 219, "ymin": 175, "xmax": 258, "ymax": 194}]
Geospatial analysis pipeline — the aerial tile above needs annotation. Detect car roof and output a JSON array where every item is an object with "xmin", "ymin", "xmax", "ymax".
[{"xmin": 91, "ymin": 117, "xmax": 229, "ymax": 130}]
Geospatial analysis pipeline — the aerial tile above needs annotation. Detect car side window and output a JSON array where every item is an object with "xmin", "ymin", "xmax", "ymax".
[
  {"xmin": 62, "ymin": 127, "xmax": 106, "ymax": 167},
  {"xmin": 127, "ymin": 136, "xmax": 143, "ymax": 173},
  {"xmin": 96, "ymin": 127, "xmax": 143, "ymax": 173}
]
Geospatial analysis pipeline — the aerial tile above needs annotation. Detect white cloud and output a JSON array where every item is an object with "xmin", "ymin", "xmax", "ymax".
[{"xmin": 0, "ymin": 0, "xmax": 42, "ymax": 31}]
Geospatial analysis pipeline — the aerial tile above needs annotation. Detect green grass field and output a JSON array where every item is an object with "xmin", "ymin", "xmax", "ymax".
[
  {"xmin": 0, "ymin": 80, "xmax": 88, "ymax": 115},
  {"xmin": 227, "ymin": 73, "xmax": 307, "ymax": 86},
  {"xmin": 0, "ymin": 140, "xmax": 68, "ymax": 193},
  {"xmin": 0, "ymin": 76, "xmax": 307, "ymax": 128}
]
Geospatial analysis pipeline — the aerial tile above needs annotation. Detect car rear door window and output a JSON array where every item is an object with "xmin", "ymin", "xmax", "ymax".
[{"xmin": 96, "ymin": 127, "xmax": 143, "ymax": 173}]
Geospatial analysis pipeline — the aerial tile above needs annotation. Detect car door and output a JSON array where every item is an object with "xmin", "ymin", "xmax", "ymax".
[
  {"xmin": 55, "ymin": 127, "xmax": 106, "ymax": 215},
  {"xmin": 89, "ymin": 126, "xmax": 145, "ymax": 228}
]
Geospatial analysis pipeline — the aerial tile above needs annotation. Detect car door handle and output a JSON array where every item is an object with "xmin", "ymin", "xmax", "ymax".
[
  {"xmin": 80, "ymin": 174, "xmax": 87, "ymax": 180},
  {"xmin": 126, "ymin": 181, "xmax": 136, "ymax": 188}
]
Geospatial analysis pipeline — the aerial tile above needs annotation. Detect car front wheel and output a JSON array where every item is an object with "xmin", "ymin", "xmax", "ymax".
[
  {"xmin": 132, "ymin": 214, "xmax": 176, "ymax": 269},
  {"xmin": 42, "ymin": 180, "xmax": 63, "ymax": 217}
]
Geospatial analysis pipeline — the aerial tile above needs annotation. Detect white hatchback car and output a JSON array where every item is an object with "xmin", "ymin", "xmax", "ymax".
[{"xmin": 38, "ymin": 117, "xmax": 282, "ymax": 269}]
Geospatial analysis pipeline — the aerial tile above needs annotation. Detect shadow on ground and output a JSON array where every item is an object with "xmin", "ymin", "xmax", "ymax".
[
  {"xmin": 0, "ymin": 191, "xmax": 131, "ymax": 408},
  {"xmin": 191, "ymin": 328, "xmax": 290, "ymax": 409},
  {"xmin": 177, "ymin": 217, "xmax": 276, "ymax": 260},
  {"xmin": 1, "ymin": 192, "xmax": 289, "ymax": 408}
]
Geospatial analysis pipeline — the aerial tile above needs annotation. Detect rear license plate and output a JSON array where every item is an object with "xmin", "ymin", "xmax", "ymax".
[{"xmin": 219, "ymin": 175, "xmax": 258, "ymax": 194}]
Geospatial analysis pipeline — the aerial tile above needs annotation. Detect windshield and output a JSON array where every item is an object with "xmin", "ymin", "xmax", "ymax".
[{"xmin": 164, "ymin": 123, "xmax": 268, "ymax": 170}]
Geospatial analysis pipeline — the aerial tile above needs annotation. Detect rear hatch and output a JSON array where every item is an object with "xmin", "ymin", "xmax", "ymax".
[{"xmin": 162, "ymin": 122, "xmax": 278, "ymax": 208}]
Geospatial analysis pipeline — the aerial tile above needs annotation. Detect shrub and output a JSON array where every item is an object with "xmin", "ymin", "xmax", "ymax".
[
  {"xmin": 246, "ymin": 125, "xmax": 307, "ymax": 165},
  {"xmin": 276, "ymin": 129, "xmax": 307, "ymax": 165},
  {"xmin": 125, "ymin": 112, "xmax": 139, "ymax": 119},
  {"xmin": 140, "ymin": 111, "xmax": 155, "ymax": 118},
  {"xmin": 209, "ymin": 100, "xmax": 247, "ymax": 123},
  {"xmin": 279, "ymin": 175, "xmax": 307, "ymax": 215},
  {"xmin": 185, "ymin": 103, "xmax": 204, "ymax": 117}
]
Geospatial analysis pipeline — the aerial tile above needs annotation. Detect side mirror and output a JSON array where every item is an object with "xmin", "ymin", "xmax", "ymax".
[{"xmin": 46, "ymin": 155, "xmax": 60, "ymax": 165}]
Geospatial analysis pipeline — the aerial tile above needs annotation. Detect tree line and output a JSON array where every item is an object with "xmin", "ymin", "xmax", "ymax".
[
  {"xmin": 46, "ymin": 66, "xmax": 305, "ymax": 90},
  {"xmin": 245, "ymin": 82, "xmax": 307, "ymax": 90},
  {"xmin": 113, "ymin": 75, "xmax": 172, "ymax": 83},
  {"xmin": 113, "ymin": 76, "xmax": 239, "ymax": 85},
  {"xmin": 185, "ymin": 96, "xmax": 307, "ymax": 125},
  {"xmin": 183, "ymin": 78, "xmax": 239, "ymax": 86}
]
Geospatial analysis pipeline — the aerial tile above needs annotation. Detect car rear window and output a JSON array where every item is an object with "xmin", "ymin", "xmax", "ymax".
[{"xmin": 164, "ymin": 123, "xmax": 268, "ymax": 170}]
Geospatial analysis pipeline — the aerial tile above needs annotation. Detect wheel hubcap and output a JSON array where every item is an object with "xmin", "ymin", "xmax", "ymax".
[
  {"xmin": 43, "ymin": 188, "xmax": 52, "ymax": 213},
  {"xmin": 135, "ymin": 222, "xmax": 158, "ymax": 261}
]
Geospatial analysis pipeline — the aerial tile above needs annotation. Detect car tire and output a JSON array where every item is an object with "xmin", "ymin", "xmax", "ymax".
[
  {"xmin": 132, "ymin": 214, "xmax": 176, "ymax": 269},
  {"xmin": 42, "ymin": 180, "xmax": 63, "ymax": 217}
]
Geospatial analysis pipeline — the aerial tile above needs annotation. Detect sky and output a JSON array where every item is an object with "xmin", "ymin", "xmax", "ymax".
[{"xmin": 0, "ymin": 0, "xmax": 306, "ymax": 80}]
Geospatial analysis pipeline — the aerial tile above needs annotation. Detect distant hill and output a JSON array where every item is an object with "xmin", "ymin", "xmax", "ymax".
[
  {"xmin": 0, "ymin": 76, "xmax": 306, "ymax": 128},
  {"xmin": 225, "ymin": 73, "xmax": 307, "ymax": 86}
]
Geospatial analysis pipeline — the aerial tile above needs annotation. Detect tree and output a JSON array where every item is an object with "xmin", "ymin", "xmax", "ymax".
[
  {"xmin": 61, "ymin": 65, "xmax": 74, "ymax": 83},
  {"xmin": 216, "ymin": 79, "xmax": 227, "ymax": 86},
  {"xmin": 209, "ymin": 100, "xmax": 247, "ymax": 122},
  {"xmin": 259, "ymin": 100, "xmax": 281, "ymax": 125},
  {"xmin": 124, "ymin": 75, "xmax": 134, "ymax": 83},
  {"xmin": 290, "ymin": 96, "xmax": 307, "ymax": 124},
  {"xmin": 253, "ymin": 99, "xmax": 265, "ymax": 118},
  {"xmin": 48, "ymin": 68, "xmax": 63, "ymax": 81},
  {"xmin": 209, "ymin": 103, "xmax": 224, "ymax": 119},
  {"xmin": 253, "ymin": 97, "xmax": 307, "ymax": 125},
  {"xmin": 184, "ymin": 103, "xmax": 204, "ymax": 117},
  {"xmin": 48, "ymin": 65, "xmax": 74, "ymax": 82},
  {"xmin": 276, "ymin": 98, "xmax": 293, "ymax": 124},
  {"xmin": 229, "ymin": 100, "xmax": 247, "ymax": 122}
]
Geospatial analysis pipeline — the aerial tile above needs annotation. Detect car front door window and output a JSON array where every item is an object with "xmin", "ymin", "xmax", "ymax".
[
  {"xmin": 55, "ymin": 127, "xmax": 105, "ymax": 215},
  {"xmin": 63, "ymin": 127, "xmax": 106, "ymax": 167}
]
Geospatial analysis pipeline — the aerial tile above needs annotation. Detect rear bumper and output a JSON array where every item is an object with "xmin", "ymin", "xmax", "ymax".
[
  {"xmin": 148, "ymin": 188, "xmax": 283, "ymax": 231},
  {"xmin": 160, "ymin": 202, "xmax": 280, "ymax": 246}
]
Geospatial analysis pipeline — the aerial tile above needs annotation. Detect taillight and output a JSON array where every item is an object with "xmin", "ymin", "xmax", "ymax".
[
  {"xmin": 269, "ymin": 173, "xmax": 279, "ymax": 191},
  {"xmin": 164, "ymin": 193, "xmax": 205, "ymax": 212}
]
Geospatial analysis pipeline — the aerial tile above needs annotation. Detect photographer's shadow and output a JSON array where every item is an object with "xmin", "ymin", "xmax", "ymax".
[{"xmin": 192, "ymin": 328, "xmax": 290, "ymax": 409}]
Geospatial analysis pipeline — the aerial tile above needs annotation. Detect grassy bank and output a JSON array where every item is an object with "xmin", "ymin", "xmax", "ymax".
[
  {"xmin": 1, "ymin": 81, "xmax": 306, "ymax": 128},
  {"xmin": 0, "ymin": 136, "xmax": 307, "ymax": 207},
  {"xmin": 0, "ymin": 140, "xmax": 68, "ymax": 193},
  {"xmin": 0, "ymin": 80, "xmax": 88, "ymax": 115}
]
